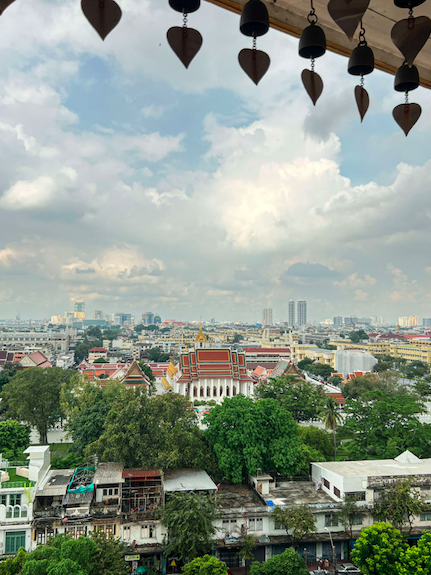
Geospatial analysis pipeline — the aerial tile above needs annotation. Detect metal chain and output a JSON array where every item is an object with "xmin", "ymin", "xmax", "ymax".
[
  {"xmin": 183, "ymin": 11, "xmax": 188, "ymax": 27},
  {"xmin": 252, "ymin": 35, "xmax": 256, "ymax": 50},
  {"xmin": 311, "ymin": 57, "xmax": 315, "ymax": 72},
  {"xmin": 360, "ymin": 74, "xmax": 364, "ymax": 88},
  {"xmin": 405, "ymin": 90, "xmax": 409, "ymax": 104},
  {"xmin": 307, "ymin": 0, "xmax": 318, "ymax": 24},
  {"xmin": 359, "ymin": 20, "xmax": 367, "ymax": 45}
]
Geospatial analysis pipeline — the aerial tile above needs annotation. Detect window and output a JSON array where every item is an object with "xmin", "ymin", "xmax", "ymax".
[
  {"xmin": 325, "ymin": 514, "xmax": 338, "ymax": 527},
  {"xmin": 76, "ymin": 526, "xmax": 86, "ymax": 537},
  {"xmin": 323, "ymin": 478, "xmax": 330, "ymax": 489},
  {"xmin": 5, "ymin": 531, "xmax": 25, "ymax": 554},
  {"xmin": 149, "ymin": 524, "xmax": 155, "ymax": 538},
  {"xmin": 0, "ymin": 495, "xmax": 6, "ymax": 506},
  {"xmin": 103, "ymin": 489, "xmax": 107, "ymax": 496},
  {"xmin": 420, "ymin": 512, "xmax": 431, "ymax": 521},
  {"xmin": 249, "ymin": 518, "xmax": 263, "ymax": 532},
  {"xmin": 123, "ymin": 526, "xmax": 130, "ymax": 540},
  {"xmin": 10, "ymin": 494, "xmax": 21, "ymax": 506},
  {"xmin": 345, "ymin": 492, "xmax": 366, "ymax": 501},
  {"xmin": 108, "ymin": 489, "xmax": 113, "ymax": 496},
  {"xmin": 351, "ymin": 516, "xmax": 363, "ymax": 525},
  {"xmin": 13, "ymin": 506, "xmax": 20, "ymax": 518},
  {"xmin": 6, "ymin": 507, "xmax": 12, "ymax": 519},
  {"xmin": 222, "ymin": 519, "xmax": 237, "ymax": 534},
  {"xmin": 21, "ymin": 507, "xmax": 27, "ymax": 518},
  {"xmin": 37, "ymin": 531, "xmax": 46, "ymax": 545},
  {"xmin": 114, "ymin": 488, "xmax": 119, "ymax": 496},
  {"xmin": 105, "ymin": 524, "xmax": 114, "ymax": 536},
  {"xmin": 334, "ymin": 487, "xmax": 340, "ymax": 498}
]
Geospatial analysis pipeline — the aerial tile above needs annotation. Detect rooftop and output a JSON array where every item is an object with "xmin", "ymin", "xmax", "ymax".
[
  {"xmin": 122, "ymin": 469, "xmax": 162, "ymax": 479},
  {"xmin": 266, "ymin": 481, "xmax": 337, "ymax": 507},
  {"xmin": 313, "ymin": 451, "xmax": 431, "ymax": 478},
  {"xmin": 216, "ymin": 483, "xmax": 264, "ymax": 510},
  {"xmin": 37, "ymin": 469, "xmax": 74, "ymax": 497},
  {"xmin": 94, "ymin": 463, "xmax": 124, "ymax": 485},
  {"xmin": 164, "ymin": 469, "xmax": 217, "ymax": 492}
]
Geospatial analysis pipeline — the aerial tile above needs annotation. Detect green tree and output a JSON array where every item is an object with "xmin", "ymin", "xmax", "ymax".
[
  {"xmin": 415, "ymin": 380, "xmax": 431, "ymax": 397},
  {"xmin": 148, "ymin": 347, "xmax": 170, "ymax": 362},
  {"xmin": 338, "ymin": 495, "xmax": 365, "ymax": 540},
  {"xmin": 92, "ymin": 358, "xmax": 108, "ymax": 363},
  {"xmin": 62, "ymin": 381, "xmax": 124, "ymax": 457},
  {"xmin": 307, "ymin": 363, "xmax": 333, "ymax": 379},
  {"xmin": 297, "ymin": 358, "xmax": 315, "ymax": 371},
  {"xmin": 271, "ymin": 505, "xmax": 315, "ymax": 550},
  {"xmin": 237, "ymin": 527, "xmax": 256, "ymax": 573},
  {"xmin": 0, "ymin": 363, "xmax": 18, "ymax": 394},
  {"xmin": 249, "ymin": 548, "xmax": 308, "ymax": 575},
  {"xmin": 204, "ymin": 395, "xmax": 303, "ymax": 484},
  {"xmin": 0, "ymin": 420, "xmax": 30, "ymax": 460},
  {"xmin": 182, "ymin": 555, "xmax": 228, "ymax": 575},
  {"xmin": 158, "ymin": 492, "xmax": 217, "ymax": 561},
  {"xmin": 1, "ymin": 368, "xmax": 76, "ymax": 444},
  {"xmin": 74, "ymin": 338, "xmax": 98, "ymax": 364},
  {"xmin": 373, "ymin": 479, "xmax": 426, "ymax": 533},
  {"xmin": 298, "ymin": 425, "xmax": 333, "ymax": 461},
  {"xmin": 341, "ymin": 391, "xmax": 427, "ymax": 459},
  {"xmin": 138, "ymin": 360, "xmax": 156, "ymax": 383},
  {"xmin": 351, "ymin": 523, "xmax": 407, "ymax": 575},
  {"xmin": 254, "ymin": 376, "xmax": 324, "ymax": 422},
  {"xmin": 398, "ymin": 530, "xmax": 431, "ymax": 575},
  {"xmin": 232, "ymin": 333, "xmax": 242, "ymax": 343},
  {"xmin": 349, "ymin": 330, "xmax": 369, "ymax": 343},
  {"xmin": 86, "ymin": 326, "xmax": 102, "ymax": 340},
  {"xmin": 88, "ymin": 530, "xmax": 128, "ymax": 575},
  {"xmin": 342, "ymin": 372, "xmax": 401, "ymax": 400},
  {"xmin": 329, "ymin": 375, "xmax": 342, "ymax": 386},
  {"xmin": 319, "ymin": 396, "xmax": 343, "ymax": 461},
  {"xmin": 90, "ymin": 390, "xmax": 219, "ymax": 474},
  {"xmin": 0, "ymin": 547, "xmax": 29, "ymax": 575}
]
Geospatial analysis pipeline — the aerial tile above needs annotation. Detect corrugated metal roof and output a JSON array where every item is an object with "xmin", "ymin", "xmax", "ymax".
[
  {"xmin": 94, "ymin": 463, "xmax": 124, "ymax": 485},
  {"xmin": 37, "ymin": 469, "xmax": 75, "ymax": 497},
  {"xmin": 122, "ymin": 469, "xmax": 162, "ymax": 479},
  {"xmin": 164, "ymin": 469, "xmax": 217, "ymax": 492}
]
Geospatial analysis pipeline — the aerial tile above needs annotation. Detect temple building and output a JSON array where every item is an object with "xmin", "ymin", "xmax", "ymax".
[{"xmin": 176, "ymin": 326, "xmax": 253, "ymax": 401}]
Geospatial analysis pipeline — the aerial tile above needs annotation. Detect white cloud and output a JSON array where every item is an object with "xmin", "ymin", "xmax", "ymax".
[{"xmin": 0, "ymin": 176, "xmax": 56, "ymax": 210}]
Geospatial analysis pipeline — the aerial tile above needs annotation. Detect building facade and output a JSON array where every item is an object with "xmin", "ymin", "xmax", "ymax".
[
  {"xmin": 262, "ymin": 309, "xmax": 273, "ymax": 326},
  {"xmin": 288, "ymin": 300, "xmax": 295, "ymax": 327},
  {"xmin": 297, "ymin": 300, "xmax": 307, "ymax": 326}
]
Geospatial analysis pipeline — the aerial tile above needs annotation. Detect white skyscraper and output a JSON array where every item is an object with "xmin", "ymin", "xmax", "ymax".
[
  {"xmin": 297, "ymin": 300, "xmax": 307, "ymax": 326},
  {"xmin": 288, "ymin": 300, "xmax": 295, "ymax": 327},
  {"xmin": 262, "ymin": 308, "xmax": 273, "ymax": 326}
]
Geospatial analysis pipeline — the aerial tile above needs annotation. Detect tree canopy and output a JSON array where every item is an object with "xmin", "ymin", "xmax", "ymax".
[
  {"xmin": 1, "ymin": 367, "xmax": 76, "ymax": 444},
  {"xmin": 204, "ymin": 395, "xmax": 303, "ymax": 484},
  {"xmin": 90, "ymin": 390, "xmax": 219, "ymax": 474},
  {"xmin": 351, "ymin": 523, "xmax": 407, "ymax": 575},
  {"xmin": 341, "ymin": 390, "xmax": 431, "ymax": 459},
  {"xmin": 271, "ymin": 505, "xmax": 316, "ymax": 549},
  {"xmin": 249, "ymin": 548, "xmax": 308, "ymax": 575},
  {"xmin": 182, "ymin": 555, "xmax": 228, "ymax": 575},
  {"xmin": 349, "ymin": 330, "xmax": 369, "ymax": 343},
  {"xmin": 21, "ymin": 531, "xmax": 127, "ymax": 575},
  {"xmin": 138, "ymin": 361, "xmax": 155, "ymax": 383},
  {"xmin": 148, "ymin": 347, "xmax": 170, "ymax": 362},
  {"xmin": 307, "ymin": 363, "xmax": 333, "ymax": 379},
  {"xmin": 342, "ymin": 372, "xmax": 402, "ymax": 400},
  {"xmin": 0, "ymin": 420, "xmax": 30, "ymax": 461},
  {"xmin": 254, "ymin": 376, "xmax": 324, "ymax": 422},
  {"xmin": 372, "ymin": 479, "xmax": 426, "ymax": 533},
  {"xmin": 158, "ymin": 492, "xmax": 217, "ymax": 561}
]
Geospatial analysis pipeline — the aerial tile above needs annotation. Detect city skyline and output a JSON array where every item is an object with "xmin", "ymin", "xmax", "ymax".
[{"xmin": 0, "ymin": 0, "xmax": 431, "ymax": 320}]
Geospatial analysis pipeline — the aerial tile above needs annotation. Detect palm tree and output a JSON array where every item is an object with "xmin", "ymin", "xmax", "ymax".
[{"xmin": 319, "ymin": 396, "xmax": 343, "ymax": 461}]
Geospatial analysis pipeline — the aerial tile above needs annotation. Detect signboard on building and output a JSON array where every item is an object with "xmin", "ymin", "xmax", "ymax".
[{"xmin": 125, "ymin": 555, "xmax": 140, "ymax": 561}]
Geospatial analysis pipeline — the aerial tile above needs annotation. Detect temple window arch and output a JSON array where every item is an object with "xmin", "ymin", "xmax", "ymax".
[
  {"xmin": 200, "ymin": 387, "xmax": 204, "ymax": 397},
  {"xmin": 207, "ymin": 386, "xmax": 210, "ymax": 397},
  {"xmin": 226, "ymin": 387, "xmax": 230, "ymax": 397},
  {"xmin": 233, "ymin": 386, "xmax": 237, "ymax": 396},
  {"xmin": 213, "ymin": 386, "xmax": 217, "ymax": 397},
  {"xmin": 193, "ymin": 387, "xmax": 197, "ymax": 397},
  {"xmin": 220, "ymin": 386, "xmax": 223, "ymax": 396}
]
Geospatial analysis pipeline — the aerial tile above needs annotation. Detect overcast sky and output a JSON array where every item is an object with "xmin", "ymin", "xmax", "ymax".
[{"xmin": 0, "ymin": 0, "xmax": 431, "ymax": 323}]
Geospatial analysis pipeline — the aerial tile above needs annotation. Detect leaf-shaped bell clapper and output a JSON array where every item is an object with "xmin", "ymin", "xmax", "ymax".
[
  {"xmin": 169, "ymin": 0, "xmax": 200, "ymax": 12},
  {"xmin": 240, "ymin": 0, "xmax": 269, "ymax": 37},
  {"xmin": 394, "ymin": 62, "xmax": 420, "ymax": 92},
  {"xmin": 348, "ymin": 43, "xmax": 374, "ymax": 76},
  {"xmin": 299, "ymin": 23, "xmax": 326, "ymax": 59}
]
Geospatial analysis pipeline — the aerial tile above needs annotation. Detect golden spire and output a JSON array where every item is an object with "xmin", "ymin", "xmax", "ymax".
[{"xmin": 195, "ymin": 320, "xmax": 207, "ymax": 343}]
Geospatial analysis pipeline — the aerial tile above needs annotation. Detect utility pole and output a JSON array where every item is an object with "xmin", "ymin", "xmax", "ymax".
[{"xmin": 325, "ymin": 527, "xmax": 337, "ymax": 575}]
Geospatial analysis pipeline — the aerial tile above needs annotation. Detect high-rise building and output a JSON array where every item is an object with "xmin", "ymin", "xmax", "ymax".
[
  {"xmin": 297, "ymin": 300, "xmax": 307, "ymax": 326},
  {"xmin": 423, "ymin": 318, "xmax": 431, "ymax": 327},
  {"xmin": 344, "ymin": 316, "xmax": 357, "ymax": 326},
  {"xmin": 142, "ymin": 312, "xmax": 155, "ymax": 325},
  {"xmin": 288, "ymin": 300, "xmax": 295, "ymax": 327},
  {"xmin": 409, "ymin": 315, "xmax": 418, "ymax": 327},
  {"xmin": 114, "ymin": 313, "xmax": 132, "ymax": 326},
  {"xmin": 73, "ymin": 301, "xmax": 85, "ymax": 319},
  {"xmin": 92, "ymin": 310, "xmax": 104, "ymax": 320},
  {"xmin": 262, "ymin": 308, "xmax": 273, "ymax": 326},
  {"xmin": 399, "ymin": 316, "xmax": 418, "ymax": 328},
  {"xmin": 333, "ymin": 316, "xmax": 343, "ymax": 327}
]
